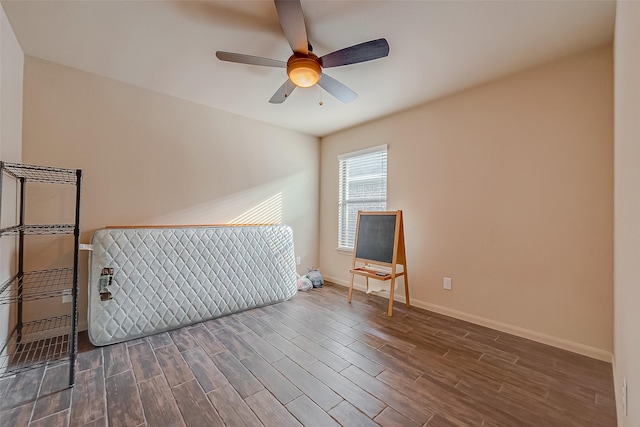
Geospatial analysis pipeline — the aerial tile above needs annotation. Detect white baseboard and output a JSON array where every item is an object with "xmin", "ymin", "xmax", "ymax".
[
  {"xmin": 326, "ymin": 275, "xmax": 613, "ymax": 362},
  {"xmin": 611, "ymin": 355, "xmax": 621, "ymax": 423}
]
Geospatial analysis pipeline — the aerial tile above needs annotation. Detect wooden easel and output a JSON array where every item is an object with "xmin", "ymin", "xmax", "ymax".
[{"xmin": 347, "ymin": 210, "xmax": 409, "ymax": 316}]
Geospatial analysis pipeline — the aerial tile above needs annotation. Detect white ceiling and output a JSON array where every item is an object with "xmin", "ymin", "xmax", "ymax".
[{"xmin": 2, "ymin": 1, "xmax": 615, "ymax": 137}]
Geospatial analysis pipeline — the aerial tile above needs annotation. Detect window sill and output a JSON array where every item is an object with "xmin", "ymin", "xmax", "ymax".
[{"xmin": 335, "ymin": 247, "xmax": 354, "ymax": 256}]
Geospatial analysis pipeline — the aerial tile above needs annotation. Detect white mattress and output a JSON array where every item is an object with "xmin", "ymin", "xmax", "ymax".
[{"xmin": 87, "ymin": 225, "xmax": 297, "ymax": 346}]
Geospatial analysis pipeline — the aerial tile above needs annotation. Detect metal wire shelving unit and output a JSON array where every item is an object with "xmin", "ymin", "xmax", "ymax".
[{"xmin": 0, "ymin": 161, "xmax": 82, "ymax": 387}]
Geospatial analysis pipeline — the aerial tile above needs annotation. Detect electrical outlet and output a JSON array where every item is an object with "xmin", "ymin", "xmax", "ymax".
[
  {"xmin": 443, "ymin": 277, "xmax": 452, "ymax": 290},
  {"xmin": 296, "ymin": 256, "xmax": 301, "ymax": 266},
  {"xmin": 62, "ymin": 289, "xmax": 72, "ymax": 303},
  {"xmin": 623, "ymin": 377, "xmax": 628, "ymax": 416}
]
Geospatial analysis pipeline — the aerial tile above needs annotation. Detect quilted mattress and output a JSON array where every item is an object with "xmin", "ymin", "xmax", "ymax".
[{"xmin": 87, "ymin": 225, "xmax": 297, "ymax": 346}]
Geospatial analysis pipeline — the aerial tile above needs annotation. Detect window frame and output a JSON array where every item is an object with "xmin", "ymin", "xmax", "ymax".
[{"xmin": 337, "ymin": 144, "xmax": 388, "ymax": 251}]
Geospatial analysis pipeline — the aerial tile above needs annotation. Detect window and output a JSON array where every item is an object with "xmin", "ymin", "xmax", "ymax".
[{"xmin": 338, "ymin": 145, "xmax": 387, "ymax": 250}]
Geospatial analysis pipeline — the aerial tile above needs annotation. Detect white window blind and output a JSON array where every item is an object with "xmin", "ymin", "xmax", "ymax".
[{"xmin": 338, "ymin": 145, "xmax": 387, "ymax": 250}]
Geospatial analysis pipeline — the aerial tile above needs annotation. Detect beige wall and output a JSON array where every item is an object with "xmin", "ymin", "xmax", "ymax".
[
  {"xmin": 320, "ymin": 46, "xmax": 613, "ymax": 359},
  {"xmin": 614, "ymin": 2, "xmax": 640, "ymax": 424},
  {"xmin": 0, "ymin": 3, "xmax": 23, "ymax": 372},
  {"xmin": 21, "ymin": 56, "xmax": 319, "ymax": 330}
]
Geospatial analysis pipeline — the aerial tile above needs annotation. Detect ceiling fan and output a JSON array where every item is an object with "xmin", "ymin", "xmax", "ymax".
[{"xmin": 215, "ymin": 0, "xmax": 389, "ymax": 104}]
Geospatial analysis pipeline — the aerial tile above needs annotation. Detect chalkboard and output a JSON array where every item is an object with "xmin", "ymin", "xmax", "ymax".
[{"xmin": 354, "ymin": 213, "xmax": 397, "ymax": 264}]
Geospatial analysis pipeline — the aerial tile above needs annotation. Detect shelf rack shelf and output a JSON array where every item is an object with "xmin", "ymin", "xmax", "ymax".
[
  {"xmin": 0, "ymin": 268, "xmax": 73, "ymax": 304},
  {"xmin": 0, "ymin": 315, "xmax": 71, "ymax": 376},
  {"xmin": 0, "ymin": 224, "xmax": 76, "ymax": 236},
  {"xmin": 0, "ymin": 161, "xmax": 82, "ymax": 387},
  {"xmin": 1, "ymin": 162, "xmax": 79, "ymax": 185}
]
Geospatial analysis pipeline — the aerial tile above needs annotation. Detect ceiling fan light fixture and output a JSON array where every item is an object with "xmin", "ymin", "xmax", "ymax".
[{"xmin": 287, "ymin": 56, "xmax": 321, "ymax": 88}]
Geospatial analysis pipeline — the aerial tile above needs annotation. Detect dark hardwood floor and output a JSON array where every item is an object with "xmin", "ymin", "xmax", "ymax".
[{"xmin": 0, "ymin": 283, "xmax": 617, "ymax": 426}]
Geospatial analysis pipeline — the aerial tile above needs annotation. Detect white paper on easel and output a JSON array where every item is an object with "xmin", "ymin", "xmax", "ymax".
[{"xmin": 367, "ymin": 281, "xmax": 389, "ymax": 294}]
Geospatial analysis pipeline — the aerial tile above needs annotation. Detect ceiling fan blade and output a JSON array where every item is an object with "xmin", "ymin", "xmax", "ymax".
[
  {"xmin": 269, "ymin": 79, "xmax": 297, "ymax": 104},
  {"xmin": 274, "ymin": 0, "xmax": 308, "ymax": 55},
  {"xmin": 319, "ymin": 38, "xmax": 390, "ymax": 68},
  {"xmin": 318, "ymin": 74, "xmax": 357, "ymax": 103},
  {"xmin": 216, "ymin": 51, "xmax": 286, "ymax": 68}
]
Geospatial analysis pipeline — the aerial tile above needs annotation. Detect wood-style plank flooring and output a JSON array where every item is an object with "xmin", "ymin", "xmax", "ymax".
[{"xmin": 0, "ymin": 283, "xmax": 617, "ymax": 426}]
